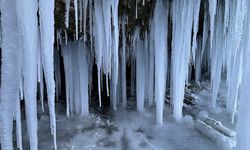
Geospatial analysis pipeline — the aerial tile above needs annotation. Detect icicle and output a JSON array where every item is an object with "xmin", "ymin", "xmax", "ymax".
[
  {"xmin": 201, "ymin": 8, "xmax": 209, "ymax": 59},
  {"xmin": 136, "ymin": 0, "xmax": 138, "ymax": 19},
  {"xmin": 210, "ymin": 3, "xmax": 223, "ymax": 109},
  {"xmin": 171, "ymin": 0, "xmax": 194, "ymax": 122},
  {"xmin": 94, "ymin": 0, "xmax": 104, "ymax": 107},
  {"xmin": 19, "ymin": 0, "xmax": 40, "ymax": 149},
  {"xmin": 74, "ymin": 0, "xmax": 78, "ymax": 40},
  {"xmin": 19, "ymin": 77, "xmax": 24, "ymax": 100},
  {"xmin": 223, "ymin": 0, "xmax": 230, "ymax": 34},
  {"xmin": 111, "ymin": 0, "xmax": 120, "ymax": 110},
  {"xmin": 226, "ymin": 0, "xmax": 247, "ymax": 122},
  {"xmin": 62, "ymin": 43, "xmax": 70, "ymax": 117},
  {"xmin": 236, "ymin": 3, "xmax": 250, "ymax": 148},
  {"xmin": 79, "ymin": 0, "xmax": 83, "ymax": 33},
  {"xmin": 72, "ymin": 43, "xmax": 81, "ymax": 113},
  {"xmin": 64, "ymin": 30, "xmax": 68, "ymax": 45},
  {"xmin": 0, "ymin": 0, "xmax": 21, "ymax": 149},
  {"xmin": 89, "ymin": 0, "xmax": 93, "ymax": 50},
  {"xmin": 65, "ymin": 0, "xmax": 70, "ymax": 28},
  {"xmin": 15, "ymin": 99, "xmax": 23, "ymax": 150},
  {"xmin": 121, "ymin": 17, "xmax": 127, "ymax": 107},
  {"xmin": 39, "ymin": 0, "xmax": 57, "ymax": 149},
  {"xmin": 102, "ymin": 0, "xmax": 112, "ymax": 77},
  {"xmin": 40, "ymin": 70, "xmax": 45, "ymax": 112},
  {"xmin": 153, "ymin": 0, "xmax": 168, "ymax": 125},
  {"xmin": 148, "ymin": 23, "xmax": 155, "ymax": 106},
  {"xmin": 208, "ymin": 0, "xmax": 217, "ymax": 47},
  {"xmin": 191, "ymin": 0, "xmax": 201, "ymax": 64},
  {"xmin": 83, "ymin": 0, "xmax": 89, "ymax": 41},
  {"xmin": 136, "ymin": 38, "xmax": 145, "ymax": 112},
  {"xmin": 77, "ymin": 42, "xmax": 89, "ymax": 115}
]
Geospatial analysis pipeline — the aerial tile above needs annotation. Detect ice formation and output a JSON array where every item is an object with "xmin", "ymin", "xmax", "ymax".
[
  {"xmin": 153, "ymin": 0, "xmax": 168, "ymax": 125},
  {"xmin": 38, "ymin": 0, "xmax": 57, "ymax": 149},
  {"xmin": 1, "ymin": 0, "xmax": 250, "ymax": 149},
  {"xmin": 171, "ymin": 0, "xmax": 195, "ymax": 122}
]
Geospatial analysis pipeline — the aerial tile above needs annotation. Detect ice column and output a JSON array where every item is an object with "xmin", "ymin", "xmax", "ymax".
[
  {"xmin": 121, "ymin": 17, "xmax": 127, "ymax": 107},
  {"xmin": 153, "ymin": 0, "xmax": 168, "ymax": 125},
  {"xmin": 136, "ymin": 39, "xmax": 145, "ymax": 112},
  {"xmin": 171, "ymin": 0, "xmax": 194, "ymax": 122}
]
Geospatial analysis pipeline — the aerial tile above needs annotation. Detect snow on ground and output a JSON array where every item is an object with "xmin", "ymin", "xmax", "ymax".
[{"xmin": 19, "ymin": 80, "xmax": 233, "ymax": 150}]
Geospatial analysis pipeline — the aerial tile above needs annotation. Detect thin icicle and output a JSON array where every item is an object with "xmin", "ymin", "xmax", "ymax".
[
  {"xmin": 89, "ymin": 0, "xmax": 93, "ymax": 50},
  {"xmin": 136, "ymin": 0, "xmax": 138, "ymax": 19},
  {"xmin": 83, "ymin": 0, "xmax": 89, "ymax": 41},
  {"xmin": 191, "ymin": 0, "xmax": 201, "ymax": 64},
  {"xmin": 79, "ymin": 0, "xmax": 83, "ymax": 32},
  {"xmin": 15, "ymin": 99, "xmax": 23, "ymax": 150},
  {"xmin": 65, "ymin": 0, "xmax": 70, "ymax": 28},
  {"xmin": 74, "ymin": 0, "xmax": 78, "ymax": 40},
  {"xmin": 208, "ymin": 0, "xmax": 217, "ymax": 47},
  {"xmin": 121, "ymin": 17, "xmax": 127, "ymax": 107}
]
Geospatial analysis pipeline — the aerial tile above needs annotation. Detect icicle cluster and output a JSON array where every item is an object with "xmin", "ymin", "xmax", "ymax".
[
  {"xmin": 1, "ymin": 0, "xmax": 250, "ymax": 149},
  {"xmin": 0, "ymin": 0, "xmax": 56, "ymax": 149}
]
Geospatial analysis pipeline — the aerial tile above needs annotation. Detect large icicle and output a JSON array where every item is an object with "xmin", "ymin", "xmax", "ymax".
[
  {"xmin": 210, "ymin": 3, "xmax": 224, "ymax": 109},
  {"xmin": 153, "ymin": 0, "xmax": 168, "ymax": 125},
  {"xmin": 236, "ymin": 2, "xmax": 250, "ymax": 148},
  {"xmin": 0, "ymin": 0, "xmax": 21, "ymax": 149},
  {"xmin": 226, "ymin": 0, "xmax": 246, "ymax": 122},
  {"xmin": 20, "ymin": 0, "xmax": 39, "ymax": 149},
  {"xmin": 39, "ymin": 0, "xmax": 57, "ymax": 149},
  {"xmin": 171, "ymin": 0, "xmax": 194, "ymax": 122}
]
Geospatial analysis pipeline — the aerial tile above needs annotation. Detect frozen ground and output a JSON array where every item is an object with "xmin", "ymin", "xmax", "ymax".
[{"xmin": 19, "ymin": 80, "xmax": 235, "ymax": 150}]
